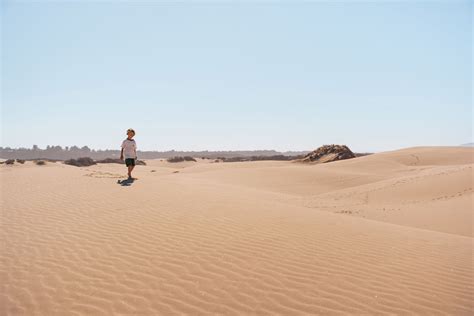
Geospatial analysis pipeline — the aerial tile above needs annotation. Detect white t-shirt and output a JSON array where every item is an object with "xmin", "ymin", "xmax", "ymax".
[{"xmin": 121, "ymin": 139, "xmax": 137, "ymax": 159}]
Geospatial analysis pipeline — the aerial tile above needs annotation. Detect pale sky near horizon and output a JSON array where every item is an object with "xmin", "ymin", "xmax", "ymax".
[{"xmin": 1, "ymin": 0, "xmax": 472, "ymax": 152}]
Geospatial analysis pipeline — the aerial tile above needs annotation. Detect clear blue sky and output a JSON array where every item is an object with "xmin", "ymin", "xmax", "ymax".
[{"xmin": 1, "ymin": 0, "xmax": 472, "ymax": 152}]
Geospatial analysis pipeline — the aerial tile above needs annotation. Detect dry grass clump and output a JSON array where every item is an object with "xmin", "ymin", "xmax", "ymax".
[
  {"xmin": 35, "ymin": 160, "xmax": 46, "ymax": 166},
  {"xmin": 167, "ymin": 156, "xmax": 197, "ymax": 163},
  {"xmin": 64, "ymin": 157, "xmax": 96, "ymax": 167}
]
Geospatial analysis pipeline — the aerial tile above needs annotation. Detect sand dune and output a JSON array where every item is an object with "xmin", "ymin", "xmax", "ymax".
[{"xmin": 1, "ymin": 147, "xmax": 473, "ymax": 315}]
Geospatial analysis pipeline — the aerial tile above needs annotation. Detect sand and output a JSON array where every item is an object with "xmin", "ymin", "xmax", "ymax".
[{"xmin": 1, "ymin": 146, "xmax": 473, "ymax": 315}]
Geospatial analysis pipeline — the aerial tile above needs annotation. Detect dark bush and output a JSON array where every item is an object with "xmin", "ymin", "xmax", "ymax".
[
  {"xmin": 64, "ymin": 157, "xmax": 96, "ymax": 167},
  {"xmin": 167, "ymin": 157, "xmax": 184, "ymax": 163},
  {"xmin": 167, "ymin": 156, "xmax": 196, "ymax": 163},
  {"xmin": 5, "ymin": 159, "xmax": 15, "ymax": 165},
  {"xmin": 183, "ymin": 156, "xmax": 196, "ymax": 162},
  {"xmin": 16, "ymin": 159, "xmax": 26, "ymax": 164},
  {"xmin": 96, "ymin": 158, "xmax": 122, "ymax": 164},
  {"xmin": 31, "ymin": 158, "xmax": 59, "ymax": 163},
  {"xmin": 35, "ymin": 160, "xmax": 46, "ymax": 165}
]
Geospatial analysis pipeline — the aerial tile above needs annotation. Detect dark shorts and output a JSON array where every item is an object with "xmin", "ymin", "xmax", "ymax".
[{"xmin": 125, "ymin": 158, "xmax": 135, "ymax": 167}]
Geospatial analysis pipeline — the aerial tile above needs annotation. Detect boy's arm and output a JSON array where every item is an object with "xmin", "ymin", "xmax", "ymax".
[{"xmin": 120, "ymin": 148, "xmax": 124, "ymax": 160}]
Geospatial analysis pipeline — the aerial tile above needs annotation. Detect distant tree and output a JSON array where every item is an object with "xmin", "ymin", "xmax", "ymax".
[{"xmin": 33, "ymin": 145, "xmax": 39, "ymax": 151}]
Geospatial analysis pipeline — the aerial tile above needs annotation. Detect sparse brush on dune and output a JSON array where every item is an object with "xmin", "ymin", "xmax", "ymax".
[
  {"xmin": 64, "ymin": 157, "xmax": 96, "ymax": 167},
  {"xmin": 298, "ymin": 144, "xmax": 356, "ymax": 163},
  {"xmin": 167, "ymin": 156, "xmax": 197, "ymax": 163},
  {"xmin": 96, "ymin": 158, "xmax": 123, "ymax": 164}
]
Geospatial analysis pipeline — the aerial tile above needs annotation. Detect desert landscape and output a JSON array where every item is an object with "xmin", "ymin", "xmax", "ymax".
[{"xmin": 1, "ymin": 146, "xmax": 473, "ymax": 315}]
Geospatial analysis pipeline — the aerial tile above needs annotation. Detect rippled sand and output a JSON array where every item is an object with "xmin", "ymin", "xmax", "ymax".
[{"xmin": 1, "ymin": 147, "xmax": 473, "ymax": 315}]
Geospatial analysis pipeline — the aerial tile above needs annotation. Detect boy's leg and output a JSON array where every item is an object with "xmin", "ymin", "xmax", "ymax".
[{"xmin": 125, "ymin": 159, "xmax": 135, "ymax": 178}]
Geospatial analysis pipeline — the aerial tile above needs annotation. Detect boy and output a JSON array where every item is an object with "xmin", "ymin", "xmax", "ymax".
[{"xmin": 120, "ymin": 128, "xmax": 137, "ymax": 179}]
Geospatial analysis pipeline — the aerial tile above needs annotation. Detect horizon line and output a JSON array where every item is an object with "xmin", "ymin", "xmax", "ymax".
[{"xmin": 1, "ymin": 144, "xmax": 473, "ymax": 154}]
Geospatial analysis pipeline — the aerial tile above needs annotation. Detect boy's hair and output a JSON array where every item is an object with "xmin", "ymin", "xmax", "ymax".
[{"xmin": 127, "ymin": 128, "xmax": 135, "ymax": 135}]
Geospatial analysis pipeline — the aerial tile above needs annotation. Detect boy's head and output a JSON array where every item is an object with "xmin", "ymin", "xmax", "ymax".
[{"xmin": 127, "ymin": 128, "xmax": 135, "ymax": 139}]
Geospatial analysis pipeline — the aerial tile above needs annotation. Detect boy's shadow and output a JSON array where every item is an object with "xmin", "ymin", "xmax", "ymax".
[{"xmin": 117, "ymin": 178, "xmax": 135, "ymax": 186}]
